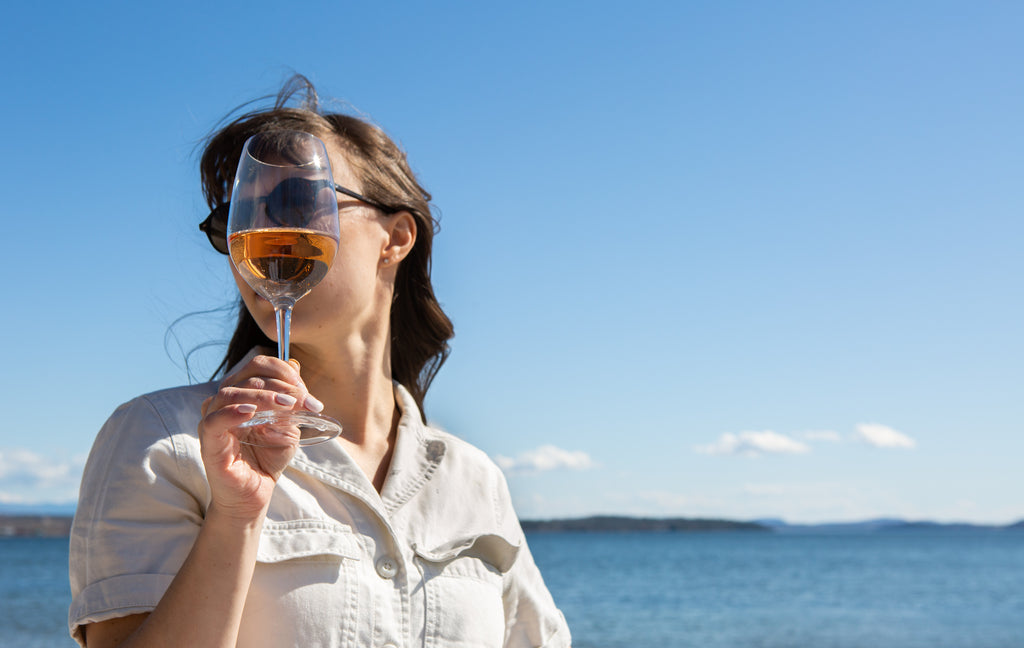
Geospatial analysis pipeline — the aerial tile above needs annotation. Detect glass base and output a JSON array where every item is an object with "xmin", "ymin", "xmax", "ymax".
[{"xmin": 235, "ymin": 410, "xmax": 342, "ymax": 447}]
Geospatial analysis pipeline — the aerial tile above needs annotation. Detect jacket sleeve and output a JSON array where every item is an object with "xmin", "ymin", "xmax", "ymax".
[
  {"xmin": 68, "ymin": 393, "xmax": 209, "ymax": 646},
  {"xmin": 496, "ymin": 470, "xmax": 572, "ymax": 648}
]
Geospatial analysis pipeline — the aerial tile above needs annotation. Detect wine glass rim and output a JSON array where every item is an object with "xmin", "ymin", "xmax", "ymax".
[
  {"xmin": 242, "ymin": 147, "xmax": 325, "ymax": 168},
  {"xmin": 242, "ymin": 131, "xmax": 329, "ymax": 168}
]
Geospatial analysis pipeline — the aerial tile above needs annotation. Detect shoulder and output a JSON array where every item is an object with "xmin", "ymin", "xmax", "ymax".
[
  {"xmin": 391, "ymin": 383, "xmax": 507, "ymax": 494},
  {"xmin": 81, "ymin": 382, "xmax": 217, "ymax": 500},
  {"xmin": 132, "ymin": 380, "xmax": 219, "ymax": 423},
  {"xmin": 418, "ymin": 423, "xmax": 513, "ymax": 501},
  {"xmin": 426, "ymin": 425, "xmax": 501, "ymax": 471},
  {"xmin": 83, "ymin": 379, "xmax": 217, "ymax": 476},
  {"xmin": 418, "ymin": 423, "xmax": 521, "ymax": 531},
  {"xmin": 102, "ymin": 381, "xmax": 218, "ymax": 441}
]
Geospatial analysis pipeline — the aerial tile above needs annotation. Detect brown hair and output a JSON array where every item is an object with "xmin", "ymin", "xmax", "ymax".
[{"xmin": 199, "ymin": 75, "xmax": 453, "ymax": 415}]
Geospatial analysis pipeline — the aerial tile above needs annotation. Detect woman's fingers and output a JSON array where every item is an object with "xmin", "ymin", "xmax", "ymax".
[
  {"xmin": 216, "ymin": 355, "xmax": 323, "ymax": 413},
  {"xmin": 198, "ymin": 354, "xmax": 322, "ymax": 457},
  {"xmin": 200, "ymin": 400, "xmax": 258, "ymax": 439},
  {"xmin": 217, "ymin": 383, "xmax": 301, "ymax": 409},
  {"xmin": 224, "ymin": 354, "xmax": 303, "ymax": 389}
]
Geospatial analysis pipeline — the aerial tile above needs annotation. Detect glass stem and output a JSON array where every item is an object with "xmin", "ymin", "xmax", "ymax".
[{"xmin": 275, "ymin": 303, "xmax": 294, "ymax": 362}]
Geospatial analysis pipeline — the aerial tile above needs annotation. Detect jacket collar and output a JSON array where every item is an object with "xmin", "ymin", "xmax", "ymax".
[
  {"xmin": 288, "ymin": 382, "xmax": 446, "ymax": 520},
  {"xmin": 227, "ymin": 349, "xmax": 446, "ymax": 518}
]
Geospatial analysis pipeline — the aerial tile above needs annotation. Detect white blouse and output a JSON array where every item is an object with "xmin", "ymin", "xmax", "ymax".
[{"xmin": 69, "ymin": 375, "xmax": 570, "ymax": 647}]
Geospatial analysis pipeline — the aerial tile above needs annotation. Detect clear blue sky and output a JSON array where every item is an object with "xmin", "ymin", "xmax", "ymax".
[{"xmin": 2, "ymin": 1, "xmax": 1021, "ymax": 523}]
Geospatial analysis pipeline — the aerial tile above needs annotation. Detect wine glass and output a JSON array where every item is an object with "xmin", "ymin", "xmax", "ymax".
[{"xmin": 227, "ymin": 130, "xmax": 343, "ymax": 446}]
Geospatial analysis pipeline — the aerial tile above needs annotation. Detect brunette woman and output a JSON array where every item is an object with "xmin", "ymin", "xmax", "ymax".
[{"xmin": 69, "ymin": 76, "xmax": 571, "ymax": 648}]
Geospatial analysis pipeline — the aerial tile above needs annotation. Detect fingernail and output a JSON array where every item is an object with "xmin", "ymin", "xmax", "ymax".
[
  {"xmin": 275, "ymin": 393, "xmax": 298, "ymax": 406},
  {"xmin": 237, "ymin": 403, "xmax": 257, "ymax": 414},
  {"xmin": 304, "ymin": 394, "xmax": 325, "ymax": 413}
]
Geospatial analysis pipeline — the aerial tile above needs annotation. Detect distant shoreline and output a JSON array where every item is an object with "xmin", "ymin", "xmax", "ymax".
[
  {"xmin": 3, "ymin": 513, "xmax": 1022, "ymax": 538},
  {"xmin": 521, "ymin": 516, "xmax": 768, "ymax": 533},
  {"xmin": 1, "ymin": 515, "xmax": 73, "ymax": 537},
  {"xmin": 521, "ymin": 515, "xmax": 1024, "ymax": 534}
]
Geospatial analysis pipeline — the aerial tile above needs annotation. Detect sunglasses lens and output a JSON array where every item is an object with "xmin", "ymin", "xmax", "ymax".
[
  {"xmin": 212, "ymin": 233, "xmax": 229, "ymax": 255},
  {"xmin": 212, "ymin": 179, "xmax": 336, "ymax": 254},
  {"xmin": 265, "ymin": 178, "xmax": 333, "ymax": 227}
]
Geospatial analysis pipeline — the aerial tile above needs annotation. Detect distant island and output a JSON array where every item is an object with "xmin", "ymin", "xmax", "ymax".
[
  {"xmin": 521, "ymin": 515, "xmax": 768, "ymax": 533},
  {"xmin": 2, "ymin": 512, "xmax": 1023, "ymax": 538},
  {"xmin": 754, "ymin": 518, "xmax": 1024, "ymax": 534},
  {"xmin": 522, "ymin": 516, "xmax": 1024, "ymax": 534},
  {"xmin": 1, "ymin": 515, "xmax": 73, "ymax": 537}
]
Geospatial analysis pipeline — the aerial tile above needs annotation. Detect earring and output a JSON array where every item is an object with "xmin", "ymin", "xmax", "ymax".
[{"xmin": 383, "ymin": 257, "xmax": 391, "ymax": 265}]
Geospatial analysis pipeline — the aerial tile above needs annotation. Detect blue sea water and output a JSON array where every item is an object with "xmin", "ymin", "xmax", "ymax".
[
  {"xmin": 531, "ymin": 530, "xmax": 1024, "ymax": 648},
  {"xmin": 2, "ymin": 537, "xmax": 75, "ymax": 647},
  {"xmin": 2, "ymin": 530, "xmax": 1022, "ymax": 647}
]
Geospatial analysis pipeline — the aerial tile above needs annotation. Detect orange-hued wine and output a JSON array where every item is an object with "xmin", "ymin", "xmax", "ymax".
[{"xmin": 229, "ymin": 228, "xmax": 338, "ymax": 303}]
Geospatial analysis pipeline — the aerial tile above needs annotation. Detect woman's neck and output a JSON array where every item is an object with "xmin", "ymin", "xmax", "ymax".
[{"xmin": 288, "ymin": 329, "xmax": 396, "ymax": 450}]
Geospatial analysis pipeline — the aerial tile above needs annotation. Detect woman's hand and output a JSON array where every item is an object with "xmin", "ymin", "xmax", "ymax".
[
  {"xmin": 85, "ymin": 355, "xmax": 318, "ymax": 648},
  {"xmin": 197, "ymin": 355, "xmax": 319, "ymax": 523}
]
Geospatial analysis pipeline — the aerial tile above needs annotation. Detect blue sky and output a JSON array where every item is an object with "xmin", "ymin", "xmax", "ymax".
[{"xmin": 1, "ymin": 1, "xmax": 1021, "ymax": 523}]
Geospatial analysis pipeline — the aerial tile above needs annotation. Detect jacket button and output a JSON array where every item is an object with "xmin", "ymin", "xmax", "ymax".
[{"xmin": 375, "ymin": 556, "xmax": 398, "ymax": 579}]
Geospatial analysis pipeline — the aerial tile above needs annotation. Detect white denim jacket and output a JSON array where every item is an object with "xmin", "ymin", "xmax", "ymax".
[{"xmin": 69, "ymin": 375, "xmax": 570, "ymax": 647}]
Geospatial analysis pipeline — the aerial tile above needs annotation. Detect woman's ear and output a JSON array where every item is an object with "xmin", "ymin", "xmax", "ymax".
[{"xmin": 381, "ymin": 211, "xmax": 417, "ymax": 266}]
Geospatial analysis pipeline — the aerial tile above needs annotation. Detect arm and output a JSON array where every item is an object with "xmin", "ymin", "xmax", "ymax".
[
  {"xmin": 84, "ymin": 506, "xmax": 263, "ymax": 648},
  {"xmin": 80, "ymin": 356, "xmax": 318, "ymax": 648}
]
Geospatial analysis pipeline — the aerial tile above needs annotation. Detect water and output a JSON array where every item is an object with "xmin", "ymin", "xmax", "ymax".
[
  {"xmin": 1, "ymin": 537, "xmax": 75, "ymax": 647},
  {"xmin": 530, "ymin": 530, "xmax": 1024, "ymax": 648},
  {"xmin": 3, "ymin": 531, "xmax": 1023, "ymax": 647}
]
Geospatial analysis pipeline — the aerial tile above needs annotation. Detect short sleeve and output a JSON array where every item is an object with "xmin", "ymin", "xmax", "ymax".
[
  {"xmin": 68, "ymin": 389, "xmax": 211, "ymax": 646},
  {"xmin": 496, "ymin": 473, "xmax": 572, "ymax": 648}
]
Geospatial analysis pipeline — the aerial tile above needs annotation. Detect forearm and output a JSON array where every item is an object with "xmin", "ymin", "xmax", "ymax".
[{"xmin": 117, "ymin": 506, "xmax": 264, "ymax": 648}]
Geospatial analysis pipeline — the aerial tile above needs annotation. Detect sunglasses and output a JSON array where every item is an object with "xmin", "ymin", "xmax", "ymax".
[{"xmin": 199, "ymin": 177, "xmax": 394, "ymax": 255}]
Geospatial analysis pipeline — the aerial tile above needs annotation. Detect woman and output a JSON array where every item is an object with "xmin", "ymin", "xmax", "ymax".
[{"xmin": 69, "ymin": 77, "xmax": 571, "ymax": 648}]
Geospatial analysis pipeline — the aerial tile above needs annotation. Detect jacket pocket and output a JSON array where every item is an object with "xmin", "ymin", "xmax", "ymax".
[
  {"xmin": 256, "ymin": 519, "xmax": 362, "ymax": 563},
  {"xmin": 239, "ymin": 519, "xmax": 362, "ymax": 647},
  {"xmin": 414, "ymin": 534, "xmax": 520, "ymax": 647}
]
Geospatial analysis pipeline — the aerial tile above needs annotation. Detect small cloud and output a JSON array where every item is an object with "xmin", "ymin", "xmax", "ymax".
[
  {"xmin": 0, "ymin": 448, "xmax": 84, "ymax": 504},
  {"xmin": 0, "ymin": 449, "xmax": 70, "ymax": 481},
  {"xmin": 494, "ymin": 445, "xmax": 596, "ymax": 473},
  {"xmin": 801, "ymin": 430, "xmax": 842, "ymax": 442},
  {"xmin": 695, "ymin": 431, "xmax": 810, "ymax": 456},
  {"xmin": 855, "ymin": 423, "xmax": 916, "ymax": 449}
]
